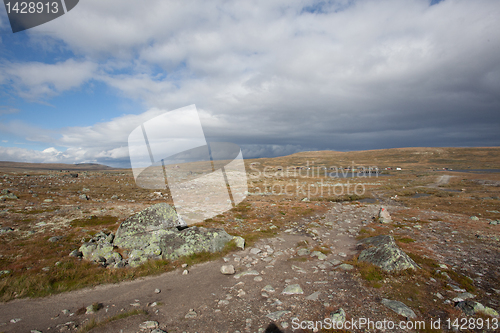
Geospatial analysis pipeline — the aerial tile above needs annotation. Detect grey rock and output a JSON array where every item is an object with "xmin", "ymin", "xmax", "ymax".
[
  {"xmin": 69, "ymin": 249, "xmax": 82, "ymax": 257},
  {"xmin": 154, "ymin": 288, "xmax": 161, "ymax": 294},
  {"xmin": 470, "ymin": 216, "xmax": 479, "ymax": 221},
  {"xmin": 358, "ymin": 235, "xmax": 419, "ymax": 272},
  {"xmin": 338, "ymin": 264, "xmax": 354, "ymax": 270},
  {"xmin": 10, "ymin": 318, "xmax": 21, "ymax": 323},
  {"xmin": 381, "ymin": 298, "xmax": 416, "ymax": 319},
  {"xmin": 139, "ymin": 321, "xmax": 158, "ymax": 329},
  {"xmin": 0, "ymin": 270, "xmax": 11, "ymax": 276},
  {"xmin": 0, "ymin": 227, "xmax": 13, "ymax": 234},
  {"xmin": 311, "ymin": 251, "xmax": 327, "ymax": 260},
  {"xmin": 250, "ymin": 248, "xmax": 261, "ymax": 255},
  {"xmin": 378, "ymin": 207, "xmax": 392, "ymax": 223},
  {"xmin": 79, "ymin": 243, "xmax": 122, "ymax": 266},
  {"xmin": 151, "ymin": 330, "xmax": 167, "ymax": 333},
  {"xmin": 266, "ymin": 310, "xmax": 290, "ymax": 321},
  {"xmin": 233, "ymin": 236, "xmax": 245, "ymax": 250},
  {"xmin": 234, "ymin": 270, "xmax": 259, "ymax": 279},
  {"xmin": 185, "ymin": 309, "xmax": 197, "ymax": 318},
  {"xmin": 489, "ymin": 220, "xmax": 500, "ymax": 225},
  {"xmin": 455, "ymin": 300, "xmax": 499, "ymax": 317},
  {"xmin": 113, "ymin": 203, "xmax": 233, "ymax": 261},
  {"xmin": 262, "ymin": 285, "xmax": 275, "ymax": 293},
  {"xmin": 453, "ymin": 292, "xmax": 475, "ymax": 302},
  {"xmin": 297, "ymin": 248, "xmax": 310, "ymax": 256},
  {"xmin": 48, "ymin": 236, "xmax": 63, "ymax": 243},
  {"xmin": 306, "ymin": 291, "xmax": 321, "ymax": 301},
  {"xmin": 329, "ymin": 259, "xmax": 342, "ymax": 266},
  {"xmin": 330, "ymin": 308, "xmax": 346, "ymax": 324},
  {"xmin": 282, "ymin": 284, "xmax": 304, "ymax": 295},
  {"xmin": 0, "ymin": 193, "xmax": 18, "ymax": 200},
  {"xmin": 79, "ymin": 194, "xmax": 89, "ymax": 200}
]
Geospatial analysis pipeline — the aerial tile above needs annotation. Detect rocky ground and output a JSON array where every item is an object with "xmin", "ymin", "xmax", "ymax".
[
  {"xmin": 1, "ymin": 151, "xmax": 500, "ymax": 333},
  {"xmin": 1, "ymin": 200, "xmax": 499, "ymax": 333}
]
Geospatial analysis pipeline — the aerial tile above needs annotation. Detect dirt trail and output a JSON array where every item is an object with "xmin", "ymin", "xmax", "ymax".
[
  {"xmin": 428, "ymin": 174, "xmax": 452, "ymax": 188},
  {"xmin": 0, "ymin": 202, "xmax": 387, "ymax": 333}
]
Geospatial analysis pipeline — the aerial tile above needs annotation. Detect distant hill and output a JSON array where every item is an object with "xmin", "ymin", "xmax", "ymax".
[
  {"xmin": 0, "ymin": 161, "xmax": 120, "ymax": 172},
  {"xmin": 245, "ymin": 147, "xmax": 500, "ymax": 171}
]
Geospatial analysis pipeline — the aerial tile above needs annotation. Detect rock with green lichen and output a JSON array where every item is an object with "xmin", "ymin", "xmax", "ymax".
[{"xmin": 358, "ymin": 235, "xmax": 419, "ymax": 272}]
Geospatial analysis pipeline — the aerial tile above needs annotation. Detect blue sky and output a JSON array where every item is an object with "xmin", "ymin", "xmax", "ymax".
[{"xmin": 0, "ymin": 0, "xmax": 499, "ymax": 167}]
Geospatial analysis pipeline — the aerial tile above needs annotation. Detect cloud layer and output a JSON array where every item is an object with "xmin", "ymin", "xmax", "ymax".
[{"xmin": 1, "ymin": 0, "xmax": 499, "ymax": 166}]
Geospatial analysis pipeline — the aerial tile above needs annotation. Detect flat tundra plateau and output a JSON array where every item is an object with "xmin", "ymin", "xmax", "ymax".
[{"xmin": 0, "ymin": 147, "xmax": 499, "ymax": 332}]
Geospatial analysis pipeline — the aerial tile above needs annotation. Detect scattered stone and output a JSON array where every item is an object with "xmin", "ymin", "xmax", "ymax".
[
  {"xmin": 329, "ymin": 259, "xmax": 341, "ymax": 266},
  {"xmin": 254, "ymin": 276, "xmax": 263, "ymax": 282},
  {"xmin": 381, "ymin": 299, "xmax": 416, "ymax": 319},
  {"xmin": 48, "ymin": 236, "xmax": 63, "ymax": 243},
  {"xmin": 378, "ymin": 207, "xmax": 392, "ymax": 223},
  {"xmin": 10, "ymin": 318, "xmax": 21, "ymax": 323},
  {"xmin": 69, "ymin": 249, "xmax": 82, "ymax": 257},
  {"xmin": 338, "ymin": 264, "xmax": 354, "ymax": 270},
  {"xmin": 250, "ymin": 248, "xmax": 262, "ymax": 255},
  {"xmin": 306, "ymin": 291, "xmax": 321, "ymax": 301},
  {"xmin": 151, "ymin": 329, "xmax": 167, "ymax": 333},
  {"xmin": 218, "ymin": 300, "xmax": 230, "ymax": 306},
  {"xmin": 455, "ymin": 300, "xmax": 499, "ymax": 317},
  {"xmin": 266, "ymin": 310, "xmax": 290, "ymax": 321},
  {"xmin": 311, "ymin": 251, "xmax": 327, "ymax": 260},
  {"xmin": 291, "ymin": 265, "xmax": 307, "ymax": 274},
  {"xmin": 489, "ymin": 220, "xmax": 500, "ymax": 225},
  {"xmin": 182, "ymin": 269, "xmax": 189, "ymax": 275},
  {"xmin": 154, "ymin": 288, "xmax": 161, "ymax": 294},
  {"xmin": 220, "ymin": 265, "xmax": 235, "ymax": 275},
  {"xmin": 330, "ymin": 308, "xmax": 346, "ymax": 324},
  {"xmin": 185, "ymin": 309, "xmax": 197, "ymax": 318},
  {"xmin": 453, "ymin": 292, "xmax": 475, "ymax": 302},
  {"xmin": 0, "ymin": 193, "xmax": 18, "ymax": 200},
  {"xmin": 139, "ymin": 321, "xmax": 158, "ymax": 329},
  {"xmin": 0, "ymin": 227, "xmax": 13, "ymax": 234},
  {"xmin": 234, "ymin": 270, "xmax": 259, "ymax": 279},
  {"xmin": 282, "ymin": 284, "xmax": 304, "ymax": 295},
  {"xmin": 297, "ymin": 248, "xmax": 310, "ymax": 256},
  {"xmin": 470, "ymin": 216, "xmax": 479, "ymax": 221},
  {"xmin": 358, "ymin": 235, "xmax": 419, "ymax": 272},
  {"xmin": 262, "ymin": 285, "xmax": 275, "ymax": 293},
  {"xmin": 233, "ymin": 236, "xmax": 245, "ymax": 250}
]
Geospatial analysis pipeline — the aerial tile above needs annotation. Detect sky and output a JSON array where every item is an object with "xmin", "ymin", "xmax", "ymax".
[{"xmin": 0, "ymin": 0, "xmax": 499, "ymax": 168}]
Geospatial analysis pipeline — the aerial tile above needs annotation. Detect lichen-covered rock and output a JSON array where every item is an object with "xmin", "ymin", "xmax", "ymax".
[
  {"xmin": 79, "ymin": 242, "xmax": 122, "ymax": 265},
  {"xmin": 381, "ymin": 298, "xmax": 416, "ymax": 319},
  {"xmin": 79, "ymin": 203, "xmax": 235, "ymax": 268},
  {"xmin": 358, "ymin": 235, "xmax": 419, "ymax": 272},
  {"xmin": 159, "ymin": 226, "xmax": 233, "ymax": 260},
  {"xmin": 113, "ymin": 203, "xmax": 186, "ymax": 252},
  {"xmin": 456, "ymin": 300, "xmax": 499, "ymax": 317},
  {"xmin": 233, "ymin": 236, "xmax": 245, "ymax": 250}
]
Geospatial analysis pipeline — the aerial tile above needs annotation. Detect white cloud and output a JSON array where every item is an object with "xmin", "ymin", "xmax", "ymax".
[
  {"xmin": 1, "ymin": 0, "xmax": 499, "ymax": 163},
  {"xmin": 2, "ymin": 59, "xmax": 97, "ymax": 100}
]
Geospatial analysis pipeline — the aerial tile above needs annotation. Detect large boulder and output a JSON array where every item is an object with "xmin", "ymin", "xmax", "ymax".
[
  {"xmin": 113, "ymin": 203, "xmax": 186, "ymax": 255},
  {"xmin": 358, "ymin": 235, "xmax": 419, "ymax": 272},
  {"xmin": 113, "ymin": 203, "xmax": 234, "ymax": 266}
]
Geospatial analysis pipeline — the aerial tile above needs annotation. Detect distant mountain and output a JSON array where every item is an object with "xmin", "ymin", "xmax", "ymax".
[{"xmin": 0, "ymin": 161, "xmax": 121, "ymax": 172}]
